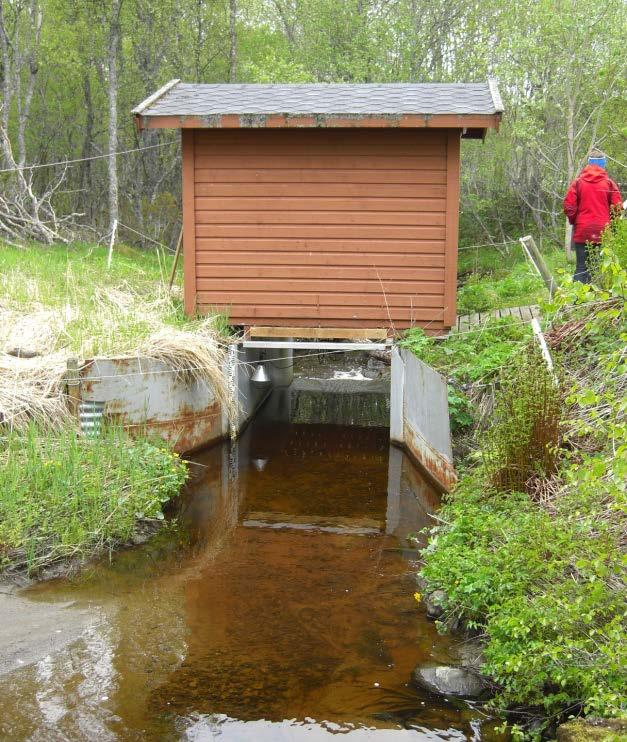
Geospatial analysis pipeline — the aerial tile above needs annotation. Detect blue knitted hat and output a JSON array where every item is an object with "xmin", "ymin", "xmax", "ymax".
[{"xmin": 588, "ymin": 149, "xmax": 607, "ymax": 168}]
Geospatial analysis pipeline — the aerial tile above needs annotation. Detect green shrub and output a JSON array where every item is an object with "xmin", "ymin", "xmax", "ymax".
[
  {"xmin": 0, "ymin": 424, "xmax": 188, "ymax": 574},
  {"xmin": 447, "ymin": 385, "xmax": 475, "ymax": 432}
]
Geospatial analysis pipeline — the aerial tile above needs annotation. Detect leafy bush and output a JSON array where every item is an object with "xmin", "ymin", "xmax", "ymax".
[{"xmin": 0, "ymin": 424, "xmax": 188, "ymax": 574}]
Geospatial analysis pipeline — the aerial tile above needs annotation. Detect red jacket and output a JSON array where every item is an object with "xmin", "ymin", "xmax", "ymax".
[{"xmin": 563, "ymin": 165, "xmax": 622, "ymax": 243}]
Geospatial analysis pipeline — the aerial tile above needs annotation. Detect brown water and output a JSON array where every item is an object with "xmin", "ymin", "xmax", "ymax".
[{"xmin": 0, "ymin": 402, "xmax": 499, "ymax": 740}]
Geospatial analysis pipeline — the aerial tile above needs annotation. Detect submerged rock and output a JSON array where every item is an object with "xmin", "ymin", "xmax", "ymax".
[{"xmin": 412, "ymin": 665, "xmax": 490, "ymax": 700}]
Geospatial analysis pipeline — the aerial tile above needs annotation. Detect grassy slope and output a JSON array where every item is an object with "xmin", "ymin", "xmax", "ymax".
[
  {"xmin": 0, "ymin": 425, "xmax": 188, "ymax": 575},
  {"xmin": 0, "ymin": 240, "xmax": 225, "ymax": 357},
  {"xmin": 413, "ymin": 229, "xmax": 627, "ymax": 737}
]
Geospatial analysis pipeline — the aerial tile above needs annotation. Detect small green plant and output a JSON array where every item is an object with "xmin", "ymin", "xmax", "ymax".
[
  {"xmin": 400, "ymin": 317, "xmax": 531, "ymax": 385},
  {"xmin": 447, "ymin": 385, "xmax": 474, "ymax": 432},
  {"xmin": 482, "ymin": 345, "xmax": 564, "ymax": 492},
  {"xmin": 0, "ymin": 424, "xmax": 188, "ymax": 574}
]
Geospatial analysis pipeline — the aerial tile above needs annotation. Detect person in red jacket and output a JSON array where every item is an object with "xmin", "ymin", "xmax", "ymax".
[{"xmin": 563, "ymin": 150, "xmax": 623, "ymax": 283}]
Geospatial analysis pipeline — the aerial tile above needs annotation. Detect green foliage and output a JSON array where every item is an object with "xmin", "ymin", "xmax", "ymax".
[
  {"xmin": 457, "ymin": 250, "xmax": 568, "ymax": 315},
  {"xmin": 400, "ymin": 317, "xmax": 531, "ymax": 384},
  {"xmin": 447, "ymin": 386, "xmax": 474, "ymax": 432},
  {"xmin": 0, "ymin": 424, "xmax": 188, "ymax": 575},
  {"xmin": 419, "ymin": 230, "xmax": 627, "ymax": 733},
  {"xmin": 482, "ymin": 346, "xmax": 564, "ymax": 491}
]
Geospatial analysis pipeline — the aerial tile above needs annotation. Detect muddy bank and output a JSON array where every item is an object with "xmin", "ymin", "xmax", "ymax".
[{"xmin": 0, "ymin": 581, "xmax": 95, "ymax": 677}]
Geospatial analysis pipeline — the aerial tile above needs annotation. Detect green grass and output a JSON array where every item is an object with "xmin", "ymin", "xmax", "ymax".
[
  {"xmin": 457, "ymin": 243, "xmax": 569, "ymax": 315},
  {"xmin": 0, "ymin": 240, "xmax": 229, "ymax": 357},
  {"xmin": 0, "ymin": 424, "xmax": 188, "ymax": 575}
]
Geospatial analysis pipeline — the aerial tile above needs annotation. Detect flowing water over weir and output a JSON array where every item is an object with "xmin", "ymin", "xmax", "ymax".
[{"xmin": 0, "ymin": 389, "xmax": 499, "ymax": 741}]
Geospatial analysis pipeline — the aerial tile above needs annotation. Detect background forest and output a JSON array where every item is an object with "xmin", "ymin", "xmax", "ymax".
[{"xmin": 0, "ymin": 0, "xmax": 625, "ymax": 251}]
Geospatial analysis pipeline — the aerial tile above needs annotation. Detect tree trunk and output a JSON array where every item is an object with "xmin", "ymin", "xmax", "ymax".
[
  {"xmin": 0, "ymin": 0, "xmax": 14, "ymax": 169},
  {"xmin": 107, "ymin": 0, "xmax": 122, "ymax": 236},
  {"xmin": 16, "ymin": 1, "xmax": 42, "ymax": 168},
  {"xmin": 229, "ymin": 0, "xmax": 237, "ymax": 82}
]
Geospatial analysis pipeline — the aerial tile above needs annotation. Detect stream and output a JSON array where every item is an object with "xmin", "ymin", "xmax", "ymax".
[{"xmin": 0, "ymin": 390, "xmax": 500, "ymax": 740}]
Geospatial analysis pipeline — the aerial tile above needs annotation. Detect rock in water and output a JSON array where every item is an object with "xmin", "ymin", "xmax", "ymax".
[
  {"xmin": 424, "ymin": 589, "xmax": 447, "ymax": 619},
  {"xmin": 412, "ymin": 665, "xmax": 489, "ymax": 700}
]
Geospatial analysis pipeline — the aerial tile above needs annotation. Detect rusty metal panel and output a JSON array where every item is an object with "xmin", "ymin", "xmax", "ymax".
[
  {"xmin": 80, "ymin": 357, "xmax": 227, "ymax": 454},
  {"xmin": 390, "ymin": 348, "xmax": 456, "ymax": 492}
]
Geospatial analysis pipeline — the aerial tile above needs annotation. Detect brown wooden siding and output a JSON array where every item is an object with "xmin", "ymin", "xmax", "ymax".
[{"xmin": 187, "ymin": 128, "xmax": 459, "ymax": 331}]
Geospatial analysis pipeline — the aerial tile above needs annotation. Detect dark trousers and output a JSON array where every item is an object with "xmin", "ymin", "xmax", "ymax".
[{"xmin": 573, "ymin": 242, "xmax": 599, "ymax": 284}]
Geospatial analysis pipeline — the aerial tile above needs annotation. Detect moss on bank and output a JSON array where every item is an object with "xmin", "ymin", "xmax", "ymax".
[
  {"xmin": 0, "ymin": 424, "xmax": 188, "ymax": 576},
  {"xmin": 410, "ymin": 225, "xmax": 627, "ymax": 738}
]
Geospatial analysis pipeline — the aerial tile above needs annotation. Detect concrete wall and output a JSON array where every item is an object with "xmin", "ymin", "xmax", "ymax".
[{"xmin": 390, "ymin": 347, "xmax": 456, "ymax": 492}]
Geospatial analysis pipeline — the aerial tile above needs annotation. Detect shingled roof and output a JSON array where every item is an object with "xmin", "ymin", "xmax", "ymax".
[{"xmin": 132, "ymin": 80, "xmax": 503, "ymax": 133}]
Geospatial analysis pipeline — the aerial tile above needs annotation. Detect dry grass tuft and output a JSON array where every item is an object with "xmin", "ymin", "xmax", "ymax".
[
  {"xmin": 138, "ymin": 322, "xmax": 238, "ymax": 430},
  {"xmin": 0, "ymin": 279, "xmax": 236, "ymax": 433},
  {"xmin": 0, "ymin": 353, "xmax": 72, "ymax": 431}
]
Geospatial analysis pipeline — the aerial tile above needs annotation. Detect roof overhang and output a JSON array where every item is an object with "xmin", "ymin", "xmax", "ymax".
[
  {"xmin": 134, "ymin": 111, "xmax": 501, "ymax": 137},
  {"xmin": 132, "ymin": 80, "xmax": 503, "ymax": 139}
]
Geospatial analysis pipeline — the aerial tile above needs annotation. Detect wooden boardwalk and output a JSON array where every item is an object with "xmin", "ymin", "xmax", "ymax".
[{"xmin": 452, "ymin": 305, "xmax": 540, "ymax": 334}]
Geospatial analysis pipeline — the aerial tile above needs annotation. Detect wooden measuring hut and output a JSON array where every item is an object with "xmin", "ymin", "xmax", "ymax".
[{"xmin": 133, "ymin": 81, "xmax": 503, "ymax": 337}]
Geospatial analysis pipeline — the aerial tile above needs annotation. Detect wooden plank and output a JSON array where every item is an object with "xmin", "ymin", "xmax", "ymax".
[
  {"xmin": 519, "ymin": 305, "xmax": 533, "ymax": 321},
  {"xmin": 195, "ymin": 265, "xmax": 445, "ymax": 281},
  {"xmin": 519, "ymin": 236, "xmax": 556, "ymax": 297},
  {"xmin": 194, "ymin": 153, "xmax": 447, "ymax": 170},
  {"xmin": 195, "ymin": 210, "xmax": 446, "ymax": 226},
  {"xmin": 193, "ymin": 291, "xmax": 445, "ymax": 307},
  {"xmin": 194, "ymin": 197, "xmax": 446, "ymax": 212},
  {"xmin": 195, "ymin": 251, "xmax": 446, "ymax": 268},
  {"xmin": 182, "ymin": 130, "xmax": 196, "ymax": 315},
  {"xmin": 195, "ymin": 224, "xmax": 446, "ymax": 240},
  {"xmin": 245, "ymin": 319, "xmax": 443, "ymax": 332},
  {"xmin": 194, "ymin": 129, "xmax": 447, "ymax": 156},
  {"xmin": 195, "ymin": 238, "xmax": 446, "ymax": 254},
  {"xmin": 443, "ymin": 132, "xmax": 461, "ymax": 327},
  {"xmin": 196, "ymin": 300, "xmax": 444, "ymax": 321},
  {"xmin": 141, "ymin": 112, "xmax": 500, "ymax": 131},
  {"xmin": 194, "ymin": 279, "xmax": 445, "ymax": 295},
  {"xmin": 194, "ymin": 182, "xmax": 447, "ymax": 198},
  {"xmin": 249, "ymin": 326, "xmax": 388, "ymax": 340},
  {"xmin": 194, "ymin": 168, "xmax": 448, "ymax": 185}
]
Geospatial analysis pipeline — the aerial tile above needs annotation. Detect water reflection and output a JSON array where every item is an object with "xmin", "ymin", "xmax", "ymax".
[{"xmin": 0, "ymin": 392, "xmax": 497, "ymax": 740}]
